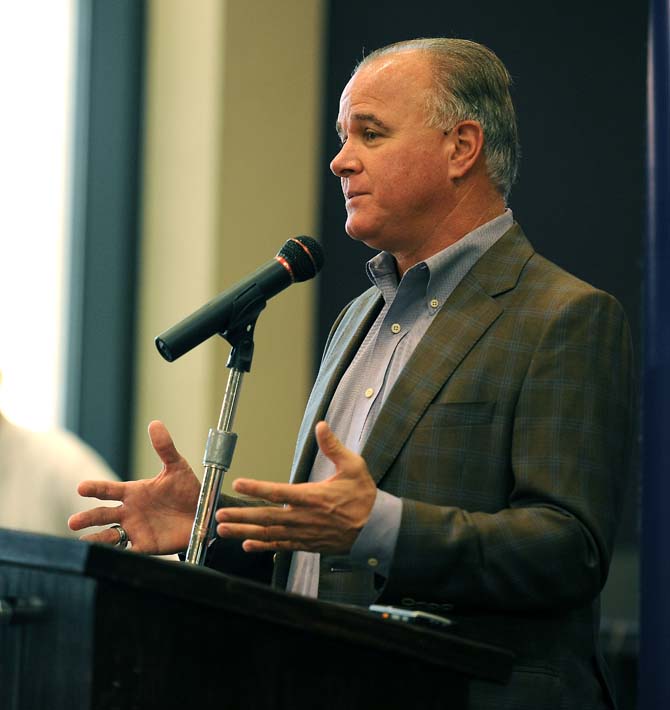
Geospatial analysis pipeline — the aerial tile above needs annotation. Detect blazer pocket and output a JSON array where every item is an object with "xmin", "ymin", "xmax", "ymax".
[{"xmin": 416, "ymin": 400, "xmax": 495, "ymax": 428}]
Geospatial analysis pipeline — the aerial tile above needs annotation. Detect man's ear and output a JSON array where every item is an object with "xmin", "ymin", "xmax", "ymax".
[{"xmin": 444, "ymin": 120, "xmax": 485, "ymax": 180}]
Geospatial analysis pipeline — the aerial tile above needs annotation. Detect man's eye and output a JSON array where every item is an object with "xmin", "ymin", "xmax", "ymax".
[{"xmin": 364, "ymin": 130, "xmax": 379, "ymax": 141}]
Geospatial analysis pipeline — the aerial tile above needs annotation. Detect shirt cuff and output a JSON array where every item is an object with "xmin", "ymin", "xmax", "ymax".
[{"xmin": 350, "ymin": 489, "xmax": 402, "ymax": 578}]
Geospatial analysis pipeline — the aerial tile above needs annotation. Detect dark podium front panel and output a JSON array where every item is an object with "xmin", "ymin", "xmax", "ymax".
[{"xmin": 0, "ymin": 529, "xmax": 512, "ymax": 709}]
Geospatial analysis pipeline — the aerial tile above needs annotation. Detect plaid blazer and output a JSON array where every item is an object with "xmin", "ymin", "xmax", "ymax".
[
  {"xmin": 277, "ymin": 224, "xmax": 634, "ymax": 709},
  {"xmin": 209, "ymin": 224, "xmax": 634, "ymax": 709}
]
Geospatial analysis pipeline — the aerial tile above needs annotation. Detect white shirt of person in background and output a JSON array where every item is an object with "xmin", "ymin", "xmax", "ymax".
[{"xmin": 0, "ymin": 412, "xmax": 119, "ymax": 539}]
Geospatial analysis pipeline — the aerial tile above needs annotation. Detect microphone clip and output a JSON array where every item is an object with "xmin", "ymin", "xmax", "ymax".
[
  {"xmin": 222, "ymin": 317, "xmax": 258, "ymax": 373},
  {"xmin": 219, "ymin": 282, "xmax": 267, "ymax": 372}
]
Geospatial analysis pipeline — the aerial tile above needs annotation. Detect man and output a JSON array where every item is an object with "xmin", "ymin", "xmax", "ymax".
[{"xmin": 70, "ymin": 39, "xmax": 635, "ymax": 709}]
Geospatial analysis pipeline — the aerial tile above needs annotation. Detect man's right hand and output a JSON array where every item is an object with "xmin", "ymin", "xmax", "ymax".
[{"xmin": 68, "ymin": 420, "xmax": 200, "ymax": 555}]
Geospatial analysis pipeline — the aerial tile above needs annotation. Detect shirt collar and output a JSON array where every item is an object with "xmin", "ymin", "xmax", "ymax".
[{"xmin": 366, "ymin": 209, "xmax": 514, "ymax": 310}]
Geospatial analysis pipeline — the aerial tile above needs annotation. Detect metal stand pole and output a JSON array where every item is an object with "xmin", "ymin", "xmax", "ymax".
[{"xmin": 184, "ymin": 322, "xmax": 257, "ymax": 566}]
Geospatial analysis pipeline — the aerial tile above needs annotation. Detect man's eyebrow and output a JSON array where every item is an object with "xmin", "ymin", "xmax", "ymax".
[{"xmin": 335, "ymin": 113, "xmax": 391, "ymax": 136}]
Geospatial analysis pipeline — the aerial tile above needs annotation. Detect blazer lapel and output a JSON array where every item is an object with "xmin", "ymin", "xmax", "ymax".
[
  {"xmin": 361, "ymin": 224, "xmax": 534, "ymax": 483},
  {"xmin": 289, "ymin": 287, "xmax": 383, "ymax": 484}
]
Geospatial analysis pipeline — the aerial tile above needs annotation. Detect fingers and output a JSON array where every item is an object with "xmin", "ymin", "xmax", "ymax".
[
  {"xmin": 77, "ymin": 526, "xmax": 126, "ymax": 546},
  {"xmin": 216, "ymin": 505, "xmax": 288, "ymax": 526},
  {"xmin": 217, "ymin": 521, "xmax": 312, "ymax": 552},
  {"xmin": 148, "ymin": 420, "xmax": 183, "ymax": 467},
  {"xmin": 216, "ymin": 507, "xmax": 308, "ymax": 548},
  {"xmin": 315, "ymin": 420, "xmax": 371, "ymax": 487},
  {"xmin": 77, "ymin": 479, "xmax": 127, "ymax": 501},
  {"xmin": 68, "ymin": 505, "xmax": 122, "ymax": 531},
  {"xmin": 315, "ymin": 420, "xmax": 344, "ymax": 460},
  {"xmin": 232, "ymin": 478, "xmax": 305, "ymax": 505},
  {"xmin": 216, "ymin": 522, "xmax": 291, "ymax": 542},
  {"xmin": 232, "ymin": 479, "xmax": 324, "ymax": 509}
]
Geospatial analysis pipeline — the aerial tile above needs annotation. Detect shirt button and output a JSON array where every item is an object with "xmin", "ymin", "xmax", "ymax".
[
  {"xmin": 391, "ymin": 323, "xmax": 401, "ymax": 334},
  {"xmin": 364, "ymin": 387, "xmax": 374, "ymax": 398},
  {"xmin": 367, "ymin": 557, "xmax": 379, "ymax": 568},
  {"xmin": 430, "ymin": 298, "xmax": 439, "ymax": 308}
]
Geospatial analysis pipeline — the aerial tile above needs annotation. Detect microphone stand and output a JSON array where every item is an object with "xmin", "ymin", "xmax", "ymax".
[{"xmin": 184, "ymin": 318, "xmax": 258, "ymax": 566}]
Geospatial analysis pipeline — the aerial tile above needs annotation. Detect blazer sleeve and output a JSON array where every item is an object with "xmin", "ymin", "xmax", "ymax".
[{"xmin": 380, "ymin": 289, "xmax": 636, "ymax": 612}]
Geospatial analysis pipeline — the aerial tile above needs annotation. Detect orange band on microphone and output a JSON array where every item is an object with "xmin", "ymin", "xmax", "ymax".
[{"xmin": 275, "ymin": 254, "xmax": 295, "ymax": 281}]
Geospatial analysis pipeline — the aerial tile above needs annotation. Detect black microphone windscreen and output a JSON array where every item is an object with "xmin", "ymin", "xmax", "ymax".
[{"xmin": 278, "ymin": 236, "xmax": 324, "ymax": 282}]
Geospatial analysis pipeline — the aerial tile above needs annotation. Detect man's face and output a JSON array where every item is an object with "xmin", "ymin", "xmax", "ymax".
[{"xmin": 330, "ymin": 51, "xmax": 454, "ymax": 258}]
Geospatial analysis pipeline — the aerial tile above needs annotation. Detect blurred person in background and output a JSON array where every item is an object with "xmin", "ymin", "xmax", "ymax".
[{"xmin": 0, "ymin": 369, "xmax": 118, "ymax": 538}]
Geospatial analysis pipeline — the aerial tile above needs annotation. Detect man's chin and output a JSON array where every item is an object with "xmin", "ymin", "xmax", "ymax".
[{"xmin": 344, "ymin": 220, "xmax": 383, "ymax": 250}]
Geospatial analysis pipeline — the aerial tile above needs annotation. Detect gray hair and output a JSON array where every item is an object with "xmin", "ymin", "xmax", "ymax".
[{"xmin": 356, "ymin": 38, "xmax": 520, "ymax": 201}]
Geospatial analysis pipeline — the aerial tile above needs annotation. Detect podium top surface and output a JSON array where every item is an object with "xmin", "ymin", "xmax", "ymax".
[{"xmin": 0, "ymin": 528, "xmax": 513, "ymax": 683}]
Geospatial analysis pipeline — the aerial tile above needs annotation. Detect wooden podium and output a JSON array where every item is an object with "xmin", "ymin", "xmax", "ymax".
[{"xmin": 0, "ymin": 529, "xmax": 512, "ymax": 709}]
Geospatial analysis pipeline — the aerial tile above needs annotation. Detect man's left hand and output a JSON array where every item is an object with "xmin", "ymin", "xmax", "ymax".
[{"xmin": 215, "ymin": 421, "xmax": 377, "ymax": 555}]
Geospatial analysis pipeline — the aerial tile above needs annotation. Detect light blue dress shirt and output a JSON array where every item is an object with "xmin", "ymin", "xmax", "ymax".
[{"xmin": 286, "ymin": 210, "xmax": 514, "ymax": 597}]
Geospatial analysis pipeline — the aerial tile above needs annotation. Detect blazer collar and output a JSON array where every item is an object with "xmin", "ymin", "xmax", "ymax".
[
  {"xmin": 468, "ymin": 222, "xmax": 533, "ymax": 297},
  {"xmin": 290, "ymin": 288, "xmax": 383, "ymax": 484}
]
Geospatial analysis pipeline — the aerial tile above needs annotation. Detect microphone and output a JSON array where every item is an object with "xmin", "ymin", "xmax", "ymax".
[{"xmin": 155, "ymin": 236, "xmax": 323, "ymax": 362}]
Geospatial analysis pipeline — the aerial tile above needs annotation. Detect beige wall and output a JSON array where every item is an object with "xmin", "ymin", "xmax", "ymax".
[{"xmin": 133, "ymin": 0, "xmax": 325, "ymax": 490}]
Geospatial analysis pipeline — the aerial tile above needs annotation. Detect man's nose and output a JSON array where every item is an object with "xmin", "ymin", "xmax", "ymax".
[{"xmin": 330, "ymin": 142, "xmax": 362, "ymax": 177}]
